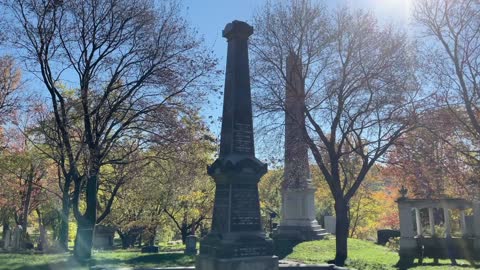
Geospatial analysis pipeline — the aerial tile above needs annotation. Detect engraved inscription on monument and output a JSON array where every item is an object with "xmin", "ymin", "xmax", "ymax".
[
  {"xmin": 233, "ymin": 123, "xmax": 253, "ymax": 154},
  {"xmin": 230, "ymin": 184, "xmax": 261, "ymax": 231},
  {"xmin": 233, "ymin": 246, "xmax": 268, "ymax": 257},
  {"xmin": 212, "ymin": 184, "xmax": 229, "ymax": 232}
]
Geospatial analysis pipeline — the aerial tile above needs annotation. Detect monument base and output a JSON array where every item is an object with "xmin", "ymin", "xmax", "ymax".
[
  {"xmin": 274, "ymin": 224, "xmax": 328, "ymax": 241},
  {"xmin": 196, "ymin": 255, "xmax": 278, "ymax": 270},
  {"xmin": 274, "ymin": 188, "xmax": 328, "ymax": 241}
]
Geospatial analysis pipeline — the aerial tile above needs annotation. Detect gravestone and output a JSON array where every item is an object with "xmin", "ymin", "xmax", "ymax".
[
  {"xmin": 324, "ymin": 216, "xmax": 336, "ymax": 235},
  {"xmin": 273, "ymin": 52, "xmax": 328, "ymax": 243},
  {"xmin": 377, "ymin": 229, "xmax": 400, "ymax": 246},
  {"xmin": 185, "ymin": 235, "xmax": 197, "ymax": 255},
  {"xmin": 93, "ymin": 225, "xmax": 115, "ymax": 249},
  {"xmin": 196, "ymin": 20, "xmax": 278, "ymax": 270}
]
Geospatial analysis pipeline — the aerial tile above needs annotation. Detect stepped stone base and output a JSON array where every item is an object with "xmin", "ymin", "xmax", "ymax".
[
  {"xmin": 196, "ymin": 255, "xmax": 279, "ymax": 270},
  {"xmin": 274, "ymin": 225, "xmax": 329, "ymax": 241},
  {"xmin": 274, "ymin": 188, "xmax": 329, "ymax": 241}
]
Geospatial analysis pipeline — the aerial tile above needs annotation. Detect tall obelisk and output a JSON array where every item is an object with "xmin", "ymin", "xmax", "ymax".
[
  {"xmin": 196, "ymin": 21, "xmax": 278, "ymax": 270},
  {"xmin": 273, "ymin": 52, "xmax": 327, "ymax": 245}
]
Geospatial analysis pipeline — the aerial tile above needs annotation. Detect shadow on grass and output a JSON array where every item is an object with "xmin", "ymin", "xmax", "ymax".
[
  {"xmin": 126, "ymin": 253, "xmax": 194, "ymax": 266},
  {"xmin": 409, "ymin": 262, "xmax": 480, "ymax": 269},
  {"xmin": 7, "ymin": 253, "xmax": 195, "ymax": 270},
  {"xmin": 9, "ymin": 257, "xmax": 86, "ymax": 270},
  {"xmin": 274, "ymin": 239, "xmax": 302, "ymax": 259}
]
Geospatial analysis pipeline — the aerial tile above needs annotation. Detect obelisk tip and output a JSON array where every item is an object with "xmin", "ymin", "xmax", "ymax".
[{"xmin": 223, "ymin": 20, "xmax": 253, "ymax": 40}]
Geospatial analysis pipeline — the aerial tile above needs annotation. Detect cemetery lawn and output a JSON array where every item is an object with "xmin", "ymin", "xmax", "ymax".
[
  {"xmin": 0, "ymin": 249, "xmax": 194, "ymax": 270},
  {"xmin": 287, "ymin": 238, "xmax": 479, "ymax": 270}
]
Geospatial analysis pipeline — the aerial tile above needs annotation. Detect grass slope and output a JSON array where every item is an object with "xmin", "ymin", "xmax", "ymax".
[{"xmin": 287, "ymin": 238, "xmax": 479, "ymax": 270}]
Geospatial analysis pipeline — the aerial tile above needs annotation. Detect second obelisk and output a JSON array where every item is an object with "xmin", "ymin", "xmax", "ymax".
[{"xmin": 195, "ymin": 21, "xmax": 278, "ymax": 270}]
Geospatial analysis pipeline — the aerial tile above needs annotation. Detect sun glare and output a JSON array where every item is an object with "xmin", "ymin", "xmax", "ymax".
[{"xmin": 373, "ymin": 0, "xmax": 412, "ymax": 23}]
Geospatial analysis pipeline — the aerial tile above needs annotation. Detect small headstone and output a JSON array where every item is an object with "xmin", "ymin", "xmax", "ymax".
[
  {"xmin": 141, "ymin": 245, "xmax": 159, "ymax": 253},
  {"xmin": 324, "ymin": 216, "xmax": 336, "ymax": 235},
  {"xmin": 185, "ymin": 235, "xmax": 197, "ymax": 255}
]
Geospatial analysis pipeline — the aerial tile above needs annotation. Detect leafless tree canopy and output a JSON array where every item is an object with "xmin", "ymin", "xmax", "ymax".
[
  {"xmin": 414, "ymin": 0, "xmax": 480, "ymax": 144},
  {"xmin": 252, "ymin": 1, "xmax": 418, "ymax": 201},
  {"xmin": 0, "ymin": 56, "xmax": 21, "ymax": 123}
]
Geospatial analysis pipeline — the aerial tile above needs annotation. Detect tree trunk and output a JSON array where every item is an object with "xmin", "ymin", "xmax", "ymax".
[
  {"xmin": 181, "ymin": 224, "xmax": 189, "ymax": 244},
  {"xmin": 73, "ymin": 169, "xmax": 98, "ymax": 260},
  {"xmin": 334, "ymin": 198, "xmax": 350, "ymax": 266},
  {"xmin": 118, "ymin": 228, "xmax": 141, "ymax": 249},
  {"xmin": 58, "ymin": 187, "xmax": 70, "ymax": 251},
  {"xmin": 73, "ymin": 217, "xmax": 95, "ymax": 260},
  {"xmin": 148, "ymin": 226, "xmax": 157, "ymax": 246},
  {"xmin": 138, "ymin": 233, "xmax": 142, "ymax": 248},
  {"xmin": 21, "ymin": 170, "xmax": 35, "ymax": 237},
  {"xmin": 117, "ymin": 230, "xmax": 128, "ymax": 249},
  {"xmin": 36, "ymin": 208, "xmax": 47, "ymax": 251},
  {"xmin": 2, "ymin": 221, "xmax": 9, "ymax": 242}
]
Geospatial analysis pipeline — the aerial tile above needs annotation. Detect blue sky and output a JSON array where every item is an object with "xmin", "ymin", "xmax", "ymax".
[
  {"xmin": 3, "ymin": 0, "xmax": 413, "ymax": 145},
  {"xmin": 180, "ymin": 0, "xmax": 412, "ymax": 137},
  {"xmin": 183, "ymin": 0, "xmax": 411, "ymax": 66}
]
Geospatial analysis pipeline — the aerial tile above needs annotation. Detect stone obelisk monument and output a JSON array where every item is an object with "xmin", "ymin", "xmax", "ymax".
[
  {"xmin": 273, "ymin": 52, "xmax": 327, "ymax": 243},
  {"xmin": 196, "ymin": 21, "xmax": 278, "ymax": 270}
]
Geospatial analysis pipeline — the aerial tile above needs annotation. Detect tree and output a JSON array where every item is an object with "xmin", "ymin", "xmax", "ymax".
[
  {"xmin": 251, "ymin": 1, "xmax": 418, "ymax": 265},
  {"xmin": 347, "ymin": 166, "xmax": 395, "ymax": 239},
  {"xmin": 0, "ymin": 128, "xmax": 51, "ymax": 246},
  {"xmin": 103, "ymin": 159, "xmax": 161, "ymax": 249},
  {"xmin": 258, "ymin": 169, "xmax": 282, "ymax": 232},
  {"xmin": 414, "ymin": 0, "xmax": 480, "ymax": 140},
  {"xmin": 5, "ymin": 0, "xmax": 216, "ymax": 259},
  {"xmin": 385, "ymin": 108, "xmax": 478, "ymax": 199},
  {"xmin": 0, "ymin": 56, "xmax": 21, "ymax": 125},
  {"xmin": 162, "ymin": 117, "xmax": 216, "ymax": 243},
  {"xmin": 105, "ymin": 112, "xmax": 215, "ymax": 246},
  {"xmin": 413, "ymin": 0, "xmax": 480, "ymax": 198}
]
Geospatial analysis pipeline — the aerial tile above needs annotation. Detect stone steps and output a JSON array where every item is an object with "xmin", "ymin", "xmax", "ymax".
[{"xmin": 274, "ymin": 225, "xmax": 330, "ymax": 241}]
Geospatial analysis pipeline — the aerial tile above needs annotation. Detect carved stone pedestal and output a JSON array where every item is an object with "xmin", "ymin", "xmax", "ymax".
[{"xmin": 274, "ymin": 188, "xmax": 328, "ymax": 241}]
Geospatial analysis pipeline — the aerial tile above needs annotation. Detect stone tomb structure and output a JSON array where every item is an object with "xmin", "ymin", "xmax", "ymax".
[
  {"xmin": 93, "ymin": 225, "xmax": 115, "ymax": 249},
  {"xmin": 195, "ymin": 20, "xmax": 278, "ymax": 270},
  {"xmin": 397, "ymin": 195, "xmax": 480, "ymax": 266},
  {"xmin": 273, "ymin": 52, "xmax": 327, "ymax": 245}
]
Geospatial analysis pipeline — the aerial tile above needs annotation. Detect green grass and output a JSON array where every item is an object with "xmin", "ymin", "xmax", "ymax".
[
  {"xmin": 1, "ymin": 239, "xmax": 478, "ymax": 270},
  {"xmin": 287, "ymin": 238, "xmax": 479, "ymax": 270},
  {"xmin": 0, "ymin": 250, "xmax": 194, "ymax": 270}
]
